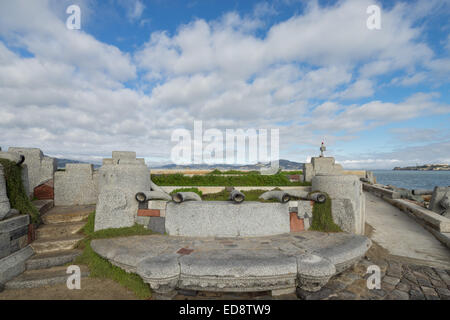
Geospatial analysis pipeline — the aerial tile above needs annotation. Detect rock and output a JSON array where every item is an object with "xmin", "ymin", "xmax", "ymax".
[{"xmin": 429, "ymin": 186, "xmax": 450, "ymax": 215}]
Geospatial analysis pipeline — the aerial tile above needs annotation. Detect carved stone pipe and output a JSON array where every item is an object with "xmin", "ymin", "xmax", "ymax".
[
  {"xmin": 412, "ymin": 189, "xmax": 433, "ymax": 195},
  {"xmin": 283, "ymin": 190, "xmax": 327, "ymax": 203},
  {"xmin": 259, "ymin": 190, "xmax": 290, "ymax": 203},
  {"xmin": 172, "ymin": 192, "xmax": 202, "ymax": 203},
  {"xmin": 135, "ymin": 191, "xmax": 172, "ymax": 202},
  {"xmin": 230, "ymin": 189, "xmax": 245, "ymax": 204}
]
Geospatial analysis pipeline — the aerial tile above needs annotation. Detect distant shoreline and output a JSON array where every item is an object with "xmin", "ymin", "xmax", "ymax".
[{"xmin": 393, "ymin": 164, "xmax": 450, "ymax": 171}]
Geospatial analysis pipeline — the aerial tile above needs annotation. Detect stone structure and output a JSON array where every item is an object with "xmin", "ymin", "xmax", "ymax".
[
  {"xmin": 166, "ymin": 202, "xmax": 291, "ymax": 237},
  {"xmin": 312, "ymin": 174, "xmax": 366, "ymax": 235},
  {"xmin": 91, "ymin": 232, "xmax": 371, "ymax": 295},
  {"xmin": 94, "ymin": 151, "xmax": 150, "ymax": 231},
  {"xmin": 303, "ymin": 157, "xmax": 344, "ymax": 182},
  {"xmin": 54, "ymin": 164, "xmax": 99, "ymax": 206},
  {"xmin": 429, "ymin": 187, "xmax": 450, "ymax": 218},
  {"xmin": 7, "ymin": 147, "xmax": 56, "ymax": 195}
]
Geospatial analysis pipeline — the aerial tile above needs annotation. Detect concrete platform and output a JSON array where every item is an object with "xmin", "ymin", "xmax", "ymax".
[
  {"xmin": 91, "ymin": 231, "xmax": 371, "ymax": 294},
  {"xmin": 365, "ymin": 192, "xmax": 450, "ymax": 269}
]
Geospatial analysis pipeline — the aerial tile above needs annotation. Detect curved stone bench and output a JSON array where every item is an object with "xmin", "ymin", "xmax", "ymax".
[{"xmin": 92, "ymin": 231, "xmax": 371, "ymax": 295}]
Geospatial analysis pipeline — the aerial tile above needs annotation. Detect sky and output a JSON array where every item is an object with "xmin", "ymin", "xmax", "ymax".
[{"xmin": 0, "ymin": 0, "xmax": 449, "ymax": 169}]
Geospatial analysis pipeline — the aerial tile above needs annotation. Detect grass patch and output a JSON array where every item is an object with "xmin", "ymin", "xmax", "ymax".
[
  {"xmin": 74, "ymin": 212, "xmax": 154, "ymax": 299},
  {"xmin": 283, "ymin": 170, "xmax": 303, "ymax": 175},
  {"xmin": 0, "ymin": 159, "xmax": 40, "ymax": 224},
  {"xmin": 152, "ymin": 172, "xmax": 310, "ymax": 187},
  {"xmin": 309, "ymin": 191, "xmax": 342, "ymax": 233},
  {"xmin": 169, "ymin": 187, "xmax": 203, "ymax": 197}
]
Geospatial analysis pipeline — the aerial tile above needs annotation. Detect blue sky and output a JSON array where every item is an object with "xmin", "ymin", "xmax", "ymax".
[{"xmin": 0, "ymin": 0, "xmax": 449, "ymax": 169}]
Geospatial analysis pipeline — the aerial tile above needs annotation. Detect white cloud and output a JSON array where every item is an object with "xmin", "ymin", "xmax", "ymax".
[{"xmin": 0, "ymin": 0, "xmax": 448, "ymax": 169}]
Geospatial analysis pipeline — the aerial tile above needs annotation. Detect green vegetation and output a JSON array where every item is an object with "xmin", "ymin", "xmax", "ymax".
[
  {"xmin": 309, "ymin": 192, "xmax": 342, "ymax": 233},
  {"xmin": 75, "ymin": 212, "xmax": 154, "ymax": 299},
  {"xmin": 283, "ymin": 170, "xmax": 303, "ymax": 175},
  {"xmin": 0, "ymin": 159, "xmax": 40, "ymax": 224},
  {"xmin": 169, "ymin": 187, "xmax": 203, "ymax": 197},
  {"xmin": 152, "ymin": 172, "xmax": 310, "ymax": 187}
]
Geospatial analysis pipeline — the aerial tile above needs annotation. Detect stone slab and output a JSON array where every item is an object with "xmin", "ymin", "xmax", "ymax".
[
  {"xmin": 54, "ymin": 164, "xmax": 98, "ymax": 206},
  {"xmin": 165, "ymin": 201, "xmax": 290, "ymax": 237},
  {"xmin": 0, "ymin": 245, "xmax": 34, "ymax": 284},
  {"xmin": 149, "ymin": 217, "xmax": 166, "ymax": 234}
]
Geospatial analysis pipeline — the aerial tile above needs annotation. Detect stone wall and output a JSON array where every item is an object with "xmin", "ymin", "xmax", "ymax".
[
  {"xmin": 312, "ymin": 174, "xmax": 366, "ymax": 235},
  {"xmin": 54, "ymin": 164, "xmax": 99, "ymax": 206},
  {"xmin": 7, "ymin": 147, "xmax": 56, "ymax": 195},
  {"xmin": 94, "ymin": 151, "xmax": 151, "ymax": 231}
]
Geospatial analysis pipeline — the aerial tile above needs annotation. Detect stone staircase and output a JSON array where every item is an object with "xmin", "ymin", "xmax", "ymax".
[{"xmin": 4, "ymin": 203, "xmax": 94, "ymax": 289}]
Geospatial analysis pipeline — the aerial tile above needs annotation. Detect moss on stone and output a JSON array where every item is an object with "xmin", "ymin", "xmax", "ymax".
[
  {"xmin": 309, "ymin": 191, "xmax": 342, "ymax": 233},
  {"xmin": 0, "ymin": 159, "xmax": 40, "ymax": 224},
  {"xmin": 75, "ymin": 211, "xmax": 153, "ymax": 299}
]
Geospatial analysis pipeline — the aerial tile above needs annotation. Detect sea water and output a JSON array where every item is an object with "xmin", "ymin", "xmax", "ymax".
[{"xmin": 372, "ymin": 170, "xmax": 450, "ymax": 190}]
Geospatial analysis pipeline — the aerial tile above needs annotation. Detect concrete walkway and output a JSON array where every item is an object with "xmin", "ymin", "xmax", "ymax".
[{"xmin": 365, "ymin": 192, "xmax": 450, "ymax": 269}]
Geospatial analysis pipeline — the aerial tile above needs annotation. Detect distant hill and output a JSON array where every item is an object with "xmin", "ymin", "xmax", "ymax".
[
  {"xmin": 393, "ymin": 164, "xmax": 450, "ymax": 171},
  {"xmin": 153, "ymin": 159, "xmax": 304, "ymax": 171},
  {"xmin": 56, "ymin": 158, "xmax": 101, "ymax": 169},
  {"xmin": 56, "ymin": 158, "xmax": 304, "ymax": 171}
]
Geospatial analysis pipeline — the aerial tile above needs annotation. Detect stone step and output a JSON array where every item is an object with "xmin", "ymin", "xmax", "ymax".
[
  {"xmin": 30, "ymin": 235, "xmax": 85, "ymax": 254},
  {"xmin": 41, "ymin": 205, "xmax": 94, "ymax": 224},
  {"xmin": 5, "ymin": 265, "xmax": 89, "ymax": 289},
  {"xmin": 36, "ymin": 221, "xmax": 86, "ymax": 240},
  {"xmin": 32, "ymin": 199, "xmax": 54, "ymax": 216},
  {"xmin": 26, "ymin": 249, "xmax": 83, "ymax": 270}
]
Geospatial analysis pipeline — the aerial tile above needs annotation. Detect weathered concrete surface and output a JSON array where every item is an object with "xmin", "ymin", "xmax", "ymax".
[
  {"xmin": 165, "ymin": 201, "xmax": 290, "ymax": 237},
  {"xmin": 430, "ymin": 187, "xmax": 450, "ymax": 217},
  {"xmin": 312, "ymin": 174, "xmax": 365, "ymax": 235},
  {"xmin": 54, "ymin": 164, "xmax": 98, "ymax": 206},
  {"xmin": 95, "ymin": 151, "xmax": 150, "ymax": 231},
  {"xmin": 365, "ymin": 192, "xmax": 450, "ymax": 269},
  {"xmin": 0, "ymin": 164, "xmax": 11, "ymax": 220},
  {"xmin": 0, "ymin": 246, "xmax": 34, "ymax": 284},
  {"xmin": 91, "ymin": 231, "xmax": 371, "ymax": 294}
]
